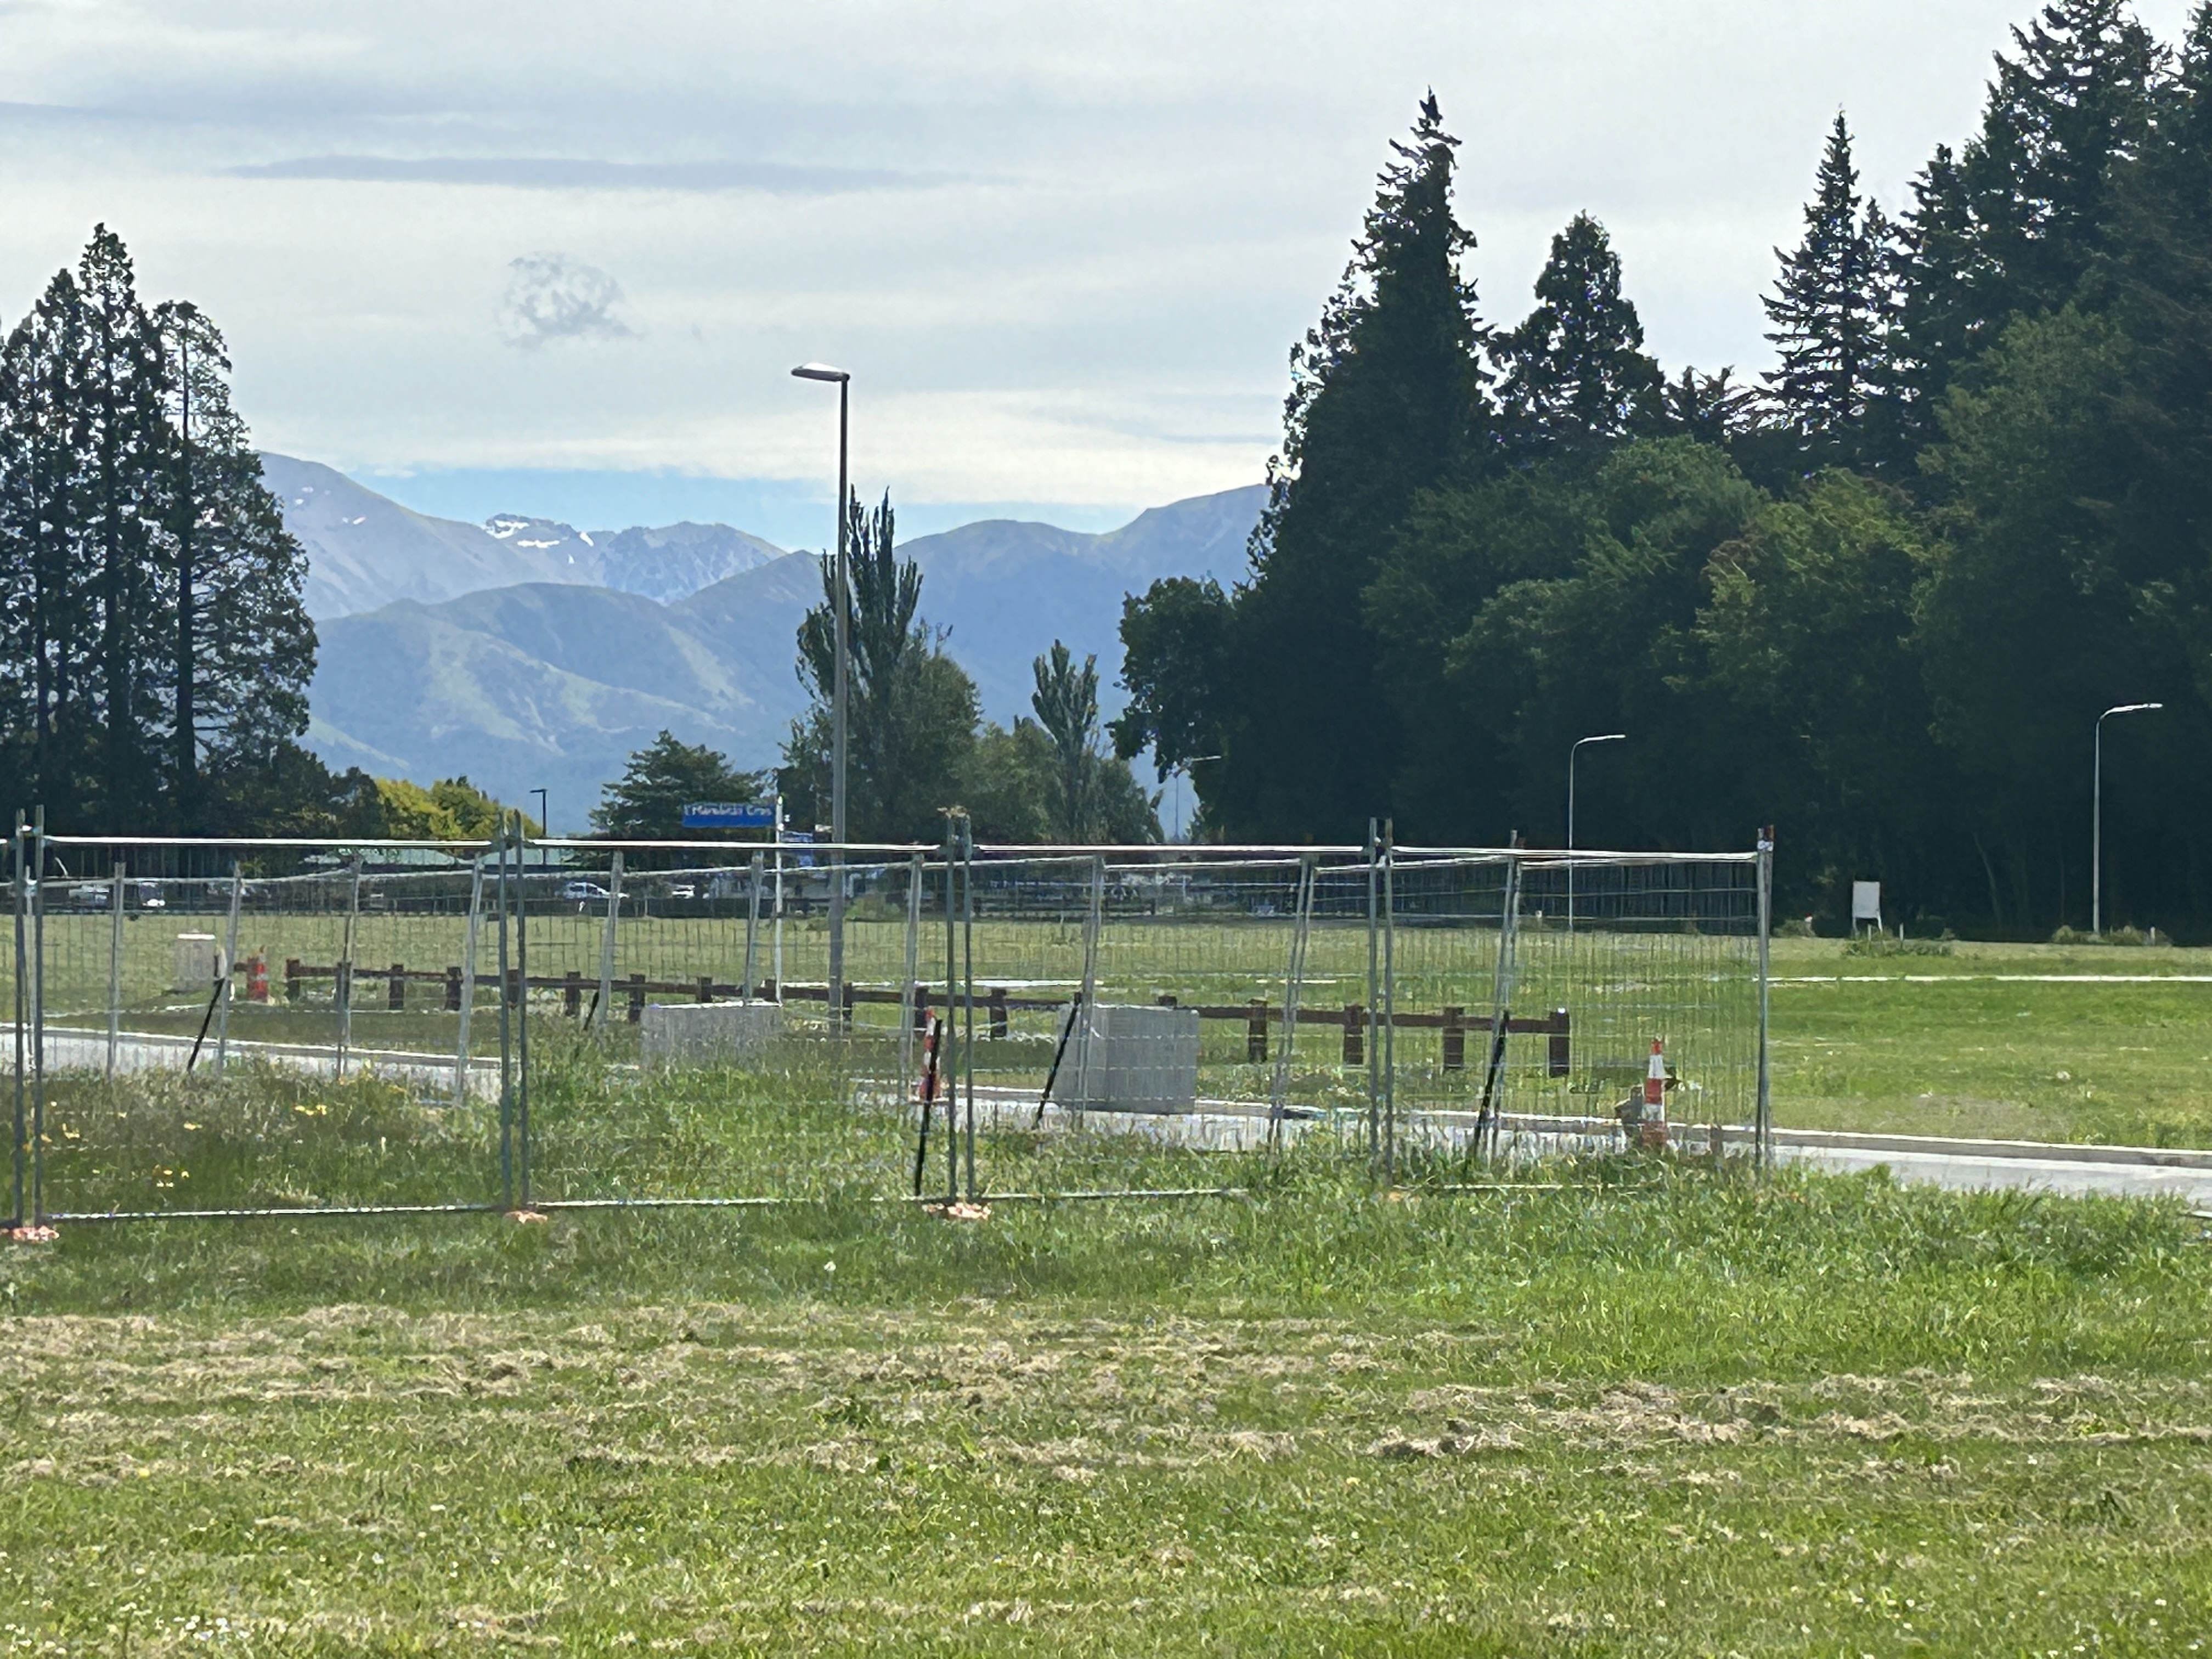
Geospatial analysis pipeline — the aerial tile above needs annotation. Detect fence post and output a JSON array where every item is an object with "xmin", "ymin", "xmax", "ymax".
[
  {"xmin": 1756, "ymin": 825, "xmax": 1775, "ymax": 1172},
  {"xmin": 987, "ymin": 985, "xmax": 1008, "ymax": 1040},
  {"xmin": 1547, "ymin": 1009, "xmax": 1571, "ymax": 1078},
  {"xmin": 1246, "ymin": 1000, "xmax": 1268, "ymax": 1063},
  {"xmin": 495, "ymin": 825, "xmax": 514, "ymax": 1211},
  {"xmin": 456, "ymin": 854, "xmax": 485, "ymax": 1107},
  {"xmin": 215, "ymin": 862, "xmax": 243, "ymax": 1076},
  {"xmin": 960, "ymin": 814, "xmax": 978, "ymax": 1203},
  {"xmin": 29, "ymin": 806, "xmax": 46, "ymax": 1226},
  {"xmin": 696, "ymin": 975, "xmax": 713, "ymax": 1005},
  {"xmin": 1076, "ymin": 854, "xmax": 1103, "ymax": 1101},
  {"xmin": 1380, "ymin": 821, "xmax": 1396, "ymax": 1186},
  {"xmin": 335, "ymin": 854, "xmax": 361, "ymax": 1080},
  {"xmin": 1269, "ymin": 855, "xmax": 1316, "ymax": 1137},
  {"xmin": 12, "ymin": 812, "xmax": 26, "ymax": 1229},
  {"xmin": 744, "ymin": 851, "xmax": 765, "ymax": 1002},
  {"xmin": 563, "ymin": 969, "xmax": 583, "ymax": 1018},
  {"xmin": 595, "ymin": 850, "xmax": 623, "ymax": 1030},
  {"xmin": 1365, "ymin": 821, "xmax": 1380, "ymax": 1166},
  {"xmin": 941, "ymin": 820, "xmax": 960, "ymax": 1203},
  {"xmin": 628, "ymin": 972, "xmax": 646, "ymax": 1023},
  {"xmin": 1475, "ymin": 839, "xmax": 1525, "ymax": 1164},
  {"xmin": 1343, "ymin": 1002, "xmax": 1362, "ymax": 1066},
  {"xmin": 445, "ymin": 966, "xmax": 462, "ymax": 1012},
  {"xmin": 514, "ymin": 812, "xmax": 532, "ymax": 1211},
  {"xmin": 1441, "ymin": 1006, "xmax": 1465, "ymax": 1071},
  {"xmin": 898, "ymin": 853, "xmax": 922, "ymax": 1103},
  {"xmin": 105, "ymin": 860, "xmax": 125, "ymax": 1079}
]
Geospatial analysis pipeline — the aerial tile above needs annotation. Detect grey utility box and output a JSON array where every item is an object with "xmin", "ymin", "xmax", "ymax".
[
  {"xmin": 1053, "ymin": 1002, "xmax": 1200, "ymax": 1114},
  {"xmin": 640, "ymin": 1000, "xmax": 785, "ymax": 1066}
]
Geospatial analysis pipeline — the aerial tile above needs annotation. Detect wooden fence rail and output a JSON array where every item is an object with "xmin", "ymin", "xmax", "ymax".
[{"xmin": 276, "ymin": 960, "xmax": 1571, "ymax": 1074}]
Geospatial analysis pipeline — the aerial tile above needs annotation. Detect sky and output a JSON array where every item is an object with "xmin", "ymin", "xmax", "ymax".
[{"xmin": 2, "ymin": 0, "xmax": 2198, "ymax": 545}]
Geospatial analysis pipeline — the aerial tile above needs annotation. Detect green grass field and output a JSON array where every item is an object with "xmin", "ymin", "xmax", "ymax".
[
  {"xmin": 1, "ymin": 1141, "xmax": 2207, "ymax": 1654},
  {"xmin": 6, "ymin": 962, "xmax": 2212, "ymax": 1651}
]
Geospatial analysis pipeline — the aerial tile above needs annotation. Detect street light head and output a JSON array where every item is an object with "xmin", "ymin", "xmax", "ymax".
[{"xmin": 791, "ymin": 362, "xmax": 850, "ymax": 383}]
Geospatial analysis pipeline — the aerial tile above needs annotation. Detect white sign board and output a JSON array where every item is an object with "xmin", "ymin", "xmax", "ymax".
[{"xmin": 1850, "ymin": 881, "xmax": 1883, "ymax": 927}]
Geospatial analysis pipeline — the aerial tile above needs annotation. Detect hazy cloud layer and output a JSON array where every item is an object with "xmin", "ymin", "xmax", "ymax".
[
  {"xmin": 227, "ymin": 155, "xmax": 953, "ymax": 194},
  {"xmin": 0, "ymin": 0, "xmax": 2197, "ymax": 526}
]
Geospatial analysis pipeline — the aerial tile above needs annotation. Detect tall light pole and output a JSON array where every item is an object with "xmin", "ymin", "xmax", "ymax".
[
  {"xmin": 529, "ymin": 788, "xmax": 549, "ymax": 871},
  {"xmin": 792, "ymin": 362, "xmax": 851, "ymax": 1024},
  {"xmin": 2094, "ymin": 702, "xmax": 2160, "ymax": 935},
  {"xmin": 1566, "ymin": 733, "xmax": 1626, "ymax": 930}
]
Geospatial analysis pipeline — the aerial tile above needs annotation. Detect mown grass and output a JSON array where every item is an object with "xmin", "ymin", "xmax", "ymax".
[
  {"xmin": 3, "ymin": 1039, "xmax": 2212, "ymax": 1652},
  {"xmin": 1768, "ymin": 936, "xmax": 2212, "ymax": 1146}
]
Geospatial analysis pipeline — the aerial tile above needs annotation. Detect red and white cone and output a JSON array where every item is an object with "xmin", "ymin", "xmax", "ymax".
[{"xmin": 1640, "ymin": 1038, "xmax": 1669, "ymax": 1149}]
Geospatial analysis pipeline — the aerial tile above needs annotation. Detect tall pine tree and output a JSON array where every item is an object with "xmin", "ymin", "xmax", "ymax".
[
  {"xmin": 153, "ymin": 301, "xmax": 317, "ymax": 832},
  {"xmin": 1493, "ymin": 212, "xmax": 1661, "ymax": 459},
  {"xmin": 1886, "ymin": 0, "xmax": 2162, "ymax": 444},
  {"xmin": 1763, "ymin": 113, "xmax": 1892, "ymax": 466},
  {"xmin": 1205, "ymin": 93, "xmax": 1489, "ymax": 838},
  {"xmin": 0, "ymin": 227, "xmax": 317, "ymax": 832}
]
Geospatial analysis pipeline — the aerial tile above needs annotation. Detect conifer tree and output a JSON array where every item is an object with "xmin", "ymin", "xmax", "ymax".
[
  {"xmin": 74, "ymin": 227, "xmax": 171, "ymax": 826},
  {"xmin": 152, "ymin": 301, "xmax": 316, "ymax": 831},
  {"xmin": 1886, "ymin": 0, "xmax": 2161, "ymax": 439},
  {"xmin": 1493, "ymin": 212, "xmax": 1662, "ymax": 458},
  {"xmin": 1763, "ymin": 114, "xmax": 1892, "ymax": 464},
  {"xmin": 0, "ymin": 269, "xmax": 92, "ymax": 817},
  {"xmin": 1201, "ymin": 93, "xmax": 1490, "ymax": 838},
  {"xmin": 1962, "ymin": 0, "xmax": 2160, "ymax": 319}
]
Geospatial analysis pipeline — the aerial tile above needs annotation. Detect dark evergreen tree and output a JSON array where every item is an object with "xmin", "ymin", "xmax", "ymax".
[
  {"xmin": 1965, "ymin": 0, "xmax": 2161, "ymax": 317},
  {"xmin": 1207, "ymin": 93, "xmax": 1490, "ymax": 838},
  {"xmin": 1493, "ymin": 212, "xmax": 1662, "ymax": 458},
  {"xmin": 73, "ymin": 227, "xmax": 172, "ymax": 828},
  {"xmin": 592, "ymin": 731, "xmax": 763, "ymax": 839},
  {"xmin": 1762, "ymin": 114, "xmax": 1892, "ymax": 465},
  {"xmin": 0, "ymin": 268, "xmax": 93, "ymax": 820},
  {"xmin": 1884, "ymin": 1, "xmax": 2162, "ymax": 450},
  {"xmin": 152, "ymin": 301, "xmax": 316, "ymax": 832}
]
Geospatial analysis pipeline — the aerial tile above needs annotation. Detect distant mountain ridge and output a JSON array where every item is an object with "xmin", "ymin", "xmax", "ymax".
[
  {"xmin": 264, "ymin": 454, "xmax": 783, "ymax": 617},
  {"xmin": 283, "ymin": 460, "xmax": 1264, "ymax": 829}
]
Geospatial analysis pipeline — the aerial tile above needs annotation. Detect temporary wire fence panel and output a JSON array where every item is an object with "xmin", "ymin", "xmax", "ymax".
[
  {"xmin": 7, "ymin": 828, "xmax": 1773, "ymax": 1223},
  {"xmin": 12, "ymin": 836, "xmax": 504, "ymax": 1221}
]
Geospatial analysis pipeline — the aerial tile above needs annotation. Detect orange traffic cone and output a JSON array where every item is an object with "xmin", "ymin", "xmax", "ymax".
[
  {"xmin": 1640, "ymin": 1039, "xmax": 1669, "ymax": 1149},
  {"xmin": 246, "ymin": 954, "xmax": 269, "ymax": 1002}
]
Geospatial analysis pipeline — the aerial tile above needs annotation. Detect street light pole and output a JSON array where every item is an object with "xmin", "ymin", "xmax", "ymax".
[
  {"xmin": 792, "ymin": 363, "xmax": 852, "ymax": 1025},
  {"xmin": 1566, "ymin": 733, "xmax": 1625, "ymax": 931},
  {"xmin": 2093, "ymin": 702, "xmax": 2161, "ymax": 936},
  {"xmin": 529, "ymin": 788, "xmax": 548, "ymax": 872}
]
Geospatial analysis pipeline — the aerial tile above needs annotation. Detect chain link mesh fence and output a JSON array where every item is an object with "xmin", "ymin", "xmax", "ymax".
[{"xmin": 7, "ymin": 822, "xmax": 1772, "ymax": 1225}]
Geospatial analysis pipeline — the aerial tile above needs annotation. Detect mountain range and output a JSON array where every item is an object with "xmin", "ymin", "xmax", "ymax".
[{"xmin": 274, "ymin": 454, "xmax": 1263, "ymax": 828}]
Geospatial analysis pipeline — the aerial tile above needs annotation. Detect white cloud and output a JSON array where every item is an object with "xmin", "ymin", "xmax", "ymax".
[
  {"xmin": 498, "ymin": 252, "xmax": 636, "ymax": 348},
  {"xmin": 0, "ymin": 0, "xmax": 2198, "ymax": 522}
]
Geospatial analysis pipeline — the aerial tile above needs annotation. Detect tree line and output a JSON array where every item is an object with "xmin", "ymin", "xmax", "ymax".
[
  {"xmin": 1114, "ymin": 2, "xmax": 2212, "ymax": 936},
  {"xmin": 0, "ymin": 228, "xmax": 379, "ymax": 837}
]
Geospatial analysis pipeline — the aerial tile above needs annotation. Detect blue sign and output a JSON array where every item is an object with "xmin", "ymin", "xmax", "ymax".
[{"xmin": 681, "ymin": 800, "xmax": 776, "ymax": 829}]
